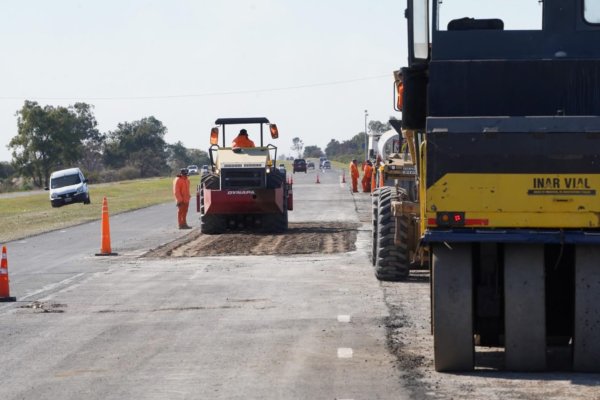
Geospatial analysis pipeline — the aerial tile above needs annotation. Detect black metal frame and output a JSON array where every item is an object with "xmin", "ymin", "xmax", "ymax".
[{"xmin": 214, "ymin": 117, "xmax": 270, "ymax": 148}]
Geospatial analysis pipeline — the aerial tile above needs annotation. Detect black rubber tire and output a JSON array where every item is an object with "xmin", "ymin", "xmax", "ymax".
[
  {"xmin": 261, "ymin": 212, "xmax": 286, "ymax": 233},
  {"xmin": 374, "ymin": 188, "xmax": 409, "ymax": 281},
  {"xmin": 200, "ymin": 214, "xmax": 226, "ymax": 234},
  {"xmin": 432, "ymin": 244, "xmax": 474, "ymax": 371},
  {"xmin": 371, "ymin": 188, "xmax": 384, "ymax": 266},
  {"xmin": 282, "ymin": 185, "xmax": 289, "ymax": 230},
  {"xmin": 373, "ymin": 187, "xmax": 391, "ymax": 266},
  {"xmin": 262, "ymin": 175, "xmax": 288, "ymax": 233},
  {"xmin": 199, "ymin": 179, "xmax": 226, "ymax": 234},
  {"xmin": 84, "ymin": 195, "xmax": 91, "ymax": 205}
]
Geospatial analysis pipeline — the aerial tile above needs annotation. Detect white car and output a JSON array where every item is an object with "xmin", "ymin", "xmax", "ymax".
[
  {"xmin": 200, "ymin": 165, "xmax": 209, "ymax": 175},
  {"xmin": 45, "ymin": 167, "xmax": 90, "ymax": 208},
  {"xmin": 187, "ymin": 165, "xmax": 199, "ymax": 175}
]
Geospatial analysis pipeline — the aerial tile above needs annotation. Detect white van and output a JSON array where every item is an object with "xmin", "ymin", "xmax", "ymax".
[{"xmin": 46, "ymin": 167, "xmax": 90, "ymax": 208}]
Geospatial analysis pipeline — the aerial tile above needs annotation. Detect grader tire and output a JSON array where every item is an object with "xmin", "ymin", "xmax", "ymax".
[
  {"xmin": 374, "ymin": 188, "xmax": 409, "ymax": 281},
  {"xmin": 371, "ymin": 188, "xmax": 384, "ymax": 266}
]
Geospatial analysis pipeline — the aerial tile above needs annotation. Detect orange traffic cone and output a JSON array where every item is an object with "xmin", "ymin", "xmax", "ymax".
[
  {"xmin": 342, "ymin": 171, "xmax": 346, "ymax": 183},
  {"xmin": 316, "ymin": 174, "xmax": 320, "ymax": 184},
  {"xmin": 95, "ymin": 197, "xmax": 118, "ymax": 256},
  {"xmin": 0, "ymin": 246, "xmax": 16, "ymax": 302}
]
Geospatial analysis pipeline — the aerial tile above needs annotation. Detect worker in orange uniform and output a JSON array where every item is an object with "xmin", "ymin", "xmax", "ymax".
[
  {"xmin": 349, "ymin": 159, "xmax": 359, "ymax": 193},
  {"xmin": 362, "ymin": 160, "xmax": 373, "ymax": 193},
  {"xmin": 173, "ymin": 168, "xmax": 192, "ymax": 229},
  {"xmin": 231, "ymin": 129, "xmax": 256, "ymax": 148}
]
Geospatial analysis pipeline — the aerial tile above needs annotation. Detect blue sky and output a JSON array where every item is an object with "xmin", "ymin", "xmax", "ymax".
[{"xmin": 0, "ymin": 0, "xmax": 408, "ymax": 162}]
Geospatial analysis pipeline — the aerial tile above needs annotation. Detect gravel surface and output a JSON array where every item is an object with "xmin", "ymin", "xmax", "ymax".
[{"xmin": 145, "ymin": 222, "xmax": 358, "ymax": 257}]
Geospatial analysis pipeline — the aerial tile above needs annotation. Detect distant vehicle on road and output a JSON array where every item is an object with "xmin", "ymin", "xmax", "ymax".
[
  {"xmin": 278, "ymin": 163, "xmax": 286, "ymax": 173},
  {"xmin": 45, "ymin": 167, "xmax": 90, "ymax": 208},
  {"xmin": 321, "ymin": 160, "xmax": 331, "ymax": 169},
  {"xmin": 200, "ymin": 165, "xmax": 209, "ymax": 175},
  {"xmin": 187, "ymin": 165, "xmax": 199, "ymax": 175},
  {"xmin": 307, "ymin": 161, "xmax": 315, "ymax": 170},
  {"xmin": 293, "ymin": 159, "xmax": 307, "ymax": 173}
]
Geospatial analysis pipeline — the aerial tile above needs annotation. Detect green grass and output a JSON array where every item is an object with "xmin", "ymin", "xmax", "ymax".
[{"xmin": 0, "ymin": 176, "xmax": 196, "ymax": 242}]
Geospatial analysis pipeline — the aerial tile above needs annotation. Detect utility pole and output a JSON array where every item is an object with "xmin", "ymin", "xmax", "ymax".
[{"xmin": 364, "ymin": 109, "xmax": 369, "ymax": 161}]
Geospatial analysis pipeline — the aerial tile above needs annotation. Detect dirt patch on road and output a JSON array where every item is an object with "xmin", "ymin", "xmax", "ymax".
[{"xmin": 144, "ymin": 222, "xmax": 358, "ymax": 257}]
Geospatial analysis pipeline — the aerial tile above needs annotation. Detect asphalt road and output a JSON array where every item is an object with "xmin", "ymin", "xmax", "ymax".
[{"xmin": 0, "ymin": 168, "xmax": 408, "ymax": 400}]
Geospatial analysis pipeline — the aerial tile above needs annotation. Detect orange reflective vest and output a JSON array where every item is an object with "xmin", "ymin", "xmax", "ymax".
[
  {"xmin": 231, "ymin": 135, "xmax": 256, "ymax": 148},
  {"xmin": 173, "ymin": 175, "xmax": 191, "ymax": 203},
  {"xmin": 363, "ymin": 164, "xmax": 373, "ymax": 180},
  {"xmin": 349, "ymin": 162, "xmax": 359, "ymax": 179}
]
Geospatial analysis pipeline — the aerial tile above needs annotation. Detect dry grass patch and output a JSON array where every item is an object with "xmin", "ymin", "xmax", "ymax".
[{"xmin": 0, "ymin": 177, "xmax": 188, "ymax": 242}]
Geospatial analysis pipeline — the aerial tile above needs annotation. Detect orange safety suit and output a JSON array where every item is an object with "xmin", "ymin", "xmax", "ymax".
[
  {"xmin": 173, "ymin": 174, "xmax": 191, "ymax": 228},
  {"xmin": 231, "ymin": 134, "xmax": 256, "ymax": 148},
  {"xmin": 362, "ymin": 164, "xmax": 373, "ymax": 193},
  {"xmin": 349, "ymin": 161, "xmax": 359, "ymax": 193}
]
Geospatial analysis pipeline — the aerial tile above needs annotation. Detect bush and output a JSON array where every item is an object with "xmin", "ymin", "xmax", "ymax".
[
  {"xmin": 117, "ymin": 166, "xmax": 141, "ymax": 181},
  {"xmin": 20, "ymin": 181, "xmax": 35, "ymax": 191},
  {"xmin": 0, "ymin": 180, "xmax": 12, "ymax": 193},
  {"xmin": 97, "ymin": 169, "xmax": 119, "ymax": 183},
  {"xmin": 84, "ymin": 171, "xmax": 101, "ymax": 185}
]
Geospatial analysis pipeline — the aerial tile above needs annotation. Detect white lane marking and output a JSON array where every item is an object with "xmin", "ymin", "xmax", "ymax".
[
  {"xmin": 60, "ymin": 230, "xmax": 67, "ymax": 233},
  {"xmin": 19, "ymin": 272, "xmax": 86, "ymax": 301},
  {"xmin": 190, "ymin": 270, "xmax": 204, "ymax": 280},
  {"xmin": 337, "ymin": 315, "xmax": 351, "ymax": 323},
  {"xmin": 337, "ymin": 348, "xmax": 353, "ymax": 358},
  {"xmin": 18, "ymin": 241, "xmax": 27, "ymax": 244}
]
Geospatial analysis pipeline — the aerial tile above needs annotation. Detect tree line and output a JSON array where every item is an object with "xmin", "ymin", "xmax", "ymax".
[
  {"xmin": 2, "ymin": 101, "xmax": 209, "ymax": 191},
  {"xmin": 304, "ymin": 119, "xmax": 394, "ymax": 163},
  {"xmin": 293, "ymin": 120, "xmax": 395, "ymax": 162},
  {"xmin": 1, "ymin": 100, "xmax": 396, "ymax": 191}
]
